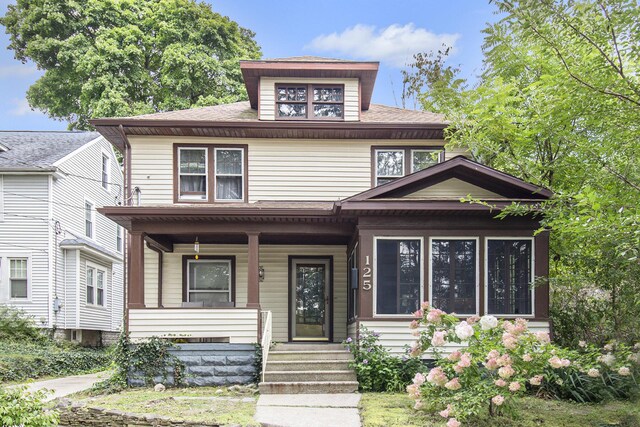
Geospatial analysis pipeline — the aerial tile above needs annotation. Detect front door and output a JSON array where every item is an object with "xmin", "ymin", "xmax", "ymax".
[{"xmin": 290, "ymin": 258, "xmax": 331, "ymax": 341}]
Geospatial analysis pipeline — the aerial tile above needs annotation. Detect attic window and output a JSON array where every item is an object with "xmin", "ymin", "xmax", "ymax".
[{"xmin": 276, "ymin": 84, "xmax": 343, "ymax": 120}]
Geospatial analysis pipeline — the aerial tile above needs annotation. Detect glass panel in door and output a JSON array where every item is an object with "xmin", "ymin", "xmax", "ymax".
[{"xmin": 292, "ymin": 260, "xmax": 330, "ymax": 341}]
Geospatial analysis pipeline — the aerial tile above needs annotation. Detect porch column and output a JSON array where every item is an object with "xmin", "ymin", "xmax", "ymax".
[
  {"xmin": 246, "ymin": 232, "xmax": 260, "ymax": 308},
  {"xmin": 129, "ymin": 231, "xmax": 145, "ymax": 308}
]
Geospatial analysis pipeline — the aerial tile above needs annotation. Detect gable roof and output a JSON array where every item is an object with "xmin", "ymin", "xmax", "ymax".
[
  {"xmin": 342, "ymin": 156, "xmax": 552, "ymax": 203},
  {"xmin": 0, "ymin": 131, "xmax": 100, "ymax": 171}
]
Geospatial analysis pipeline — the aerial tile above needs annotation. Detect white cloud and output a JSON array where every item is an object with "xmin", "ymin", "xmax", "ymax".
[
  {"xmin": 0, "ymin": 64, "xmax": 39, "ymax": 78},
  {"xmin": 307, "ymin": 23, "xmax": 460, "ymax": 67},
  {"xmin": 9, "ymin": 98, "xmax": 39, "ymax": 116}
]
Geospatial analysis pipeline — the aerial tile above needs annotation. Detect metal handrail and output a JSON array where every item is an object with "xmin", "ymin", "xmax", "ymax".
[{"xmin": 260, "ymin": 310, "xmax": 272, "ymax": 383}]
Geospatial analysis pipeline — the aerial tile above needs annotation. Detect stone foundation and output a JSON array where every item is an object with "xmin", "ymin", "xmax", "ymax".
[{"xmin": 129, "ymin": 343, "xmax": 256, "ymax": 387}]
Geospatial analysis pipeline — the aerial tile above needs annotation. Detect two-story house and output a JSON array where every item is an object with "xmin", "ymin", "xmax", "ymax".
[
  {"xmin": 92, "ymin": 56, "xmax": 551, "ymax": 390},
  {"xmin": 0, "ymin": 131, "xmax": 124, "ymax": 346}
]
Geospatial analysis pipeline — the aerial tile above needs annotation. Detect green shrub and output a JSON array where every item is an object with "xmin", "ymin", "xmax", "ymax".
[
  {"xmin": 344, "ymin": 327, "xmax": 423, "ymax": 392},
  {"xmin": 0, "ymin": 306, "xmax": 46, "ymax": 343},
  {"xmin": 0, "ymin": 386, "xmax": 59, "ymax": 426}
]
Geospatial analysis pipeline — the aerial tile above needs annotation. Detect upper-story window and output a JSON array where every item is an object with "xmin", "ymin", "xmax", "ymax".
[
  {"xmin": 276, "ymin": 84, "xmax": 344, "ymax": 120},
  {"xmin": 175, "ymin": 145, "xmax": 246, "ymax": 203},
  {"xmin": 84, "ymin": 200, "xmax": 95, "ymax": 238},
  {"xmin": 101, "ymin": 152, "xmax": 110, "ymax": 191},
  {"xmin": 374, "ymin": 147, "xmax": 442, "ymax": 186}
]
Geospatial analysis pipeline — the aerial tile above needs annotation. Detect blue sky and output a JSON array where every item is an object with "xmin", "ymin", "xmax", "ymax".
[{"xmin": 0, "ymin": 0, "xmax": 496, "ymax": 130}]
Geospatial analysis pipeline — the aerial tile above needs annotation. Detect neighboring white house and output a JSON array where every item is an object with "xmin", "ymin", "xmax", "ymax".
[{"xmin": 0, "ymin": 131, "xmax": 124, "ymax": 345}]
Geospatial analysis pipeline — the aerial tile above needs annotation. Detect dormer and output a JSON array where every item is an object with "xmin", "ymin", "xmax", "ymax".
[{"xmin": 240, "ymin": 56, "xmax": 379, "ymax": 122}]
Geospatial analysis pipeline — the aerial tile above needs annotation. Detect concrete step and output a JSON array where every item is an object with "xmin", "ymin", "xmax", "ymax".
[
  {"xmin": 272, "ymin": 343, "xmax": 346, "ymax": 351},
  {"xmin": 265, "ymin": 360, "xmax": 352, "ymax": 372},
  {"xmin": 268, "ymin": 350, "xmax": 353, "ymax": 361},
  {"xmin": 264, "ymin": 370, "xmax": 357, "ymax": 382},
  {"xmin": 259, "ymin": 381, "xmax": 359, "ymax": 394}
]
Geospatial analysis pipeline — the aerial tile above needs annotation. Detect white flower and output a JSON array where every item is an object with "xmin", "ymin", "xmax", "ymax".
[
  {"xmin": 455, "ymin": 321, "xmax": 474, "ymax": 340},
  {"xmin": 600, "ymin": 353, "xmax": 616, "ymax": 366},
  {"xmin": 618, "ymin": 367, "xmax": 631, "ymax": 376},
  {"xmin": 578, "ymin": 340, "xmax": 587, "ymax": 348},
  {"xmin": 480, "ymin": 315, "xmax": 498, "ymax": 330},
  {"xmin": 587, "ymin": 368, "xmax": 600, "ymax": 378}
]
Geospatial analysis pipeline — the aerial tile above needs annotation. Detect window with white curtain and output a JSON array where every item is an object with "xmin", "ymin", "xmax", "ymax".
[
  {"xmin": 178, "ymin": 147, "xmax": 208, "ymax": 200},
  {"xmin": 215, "ymin": 148, "xmax": 243, "ymax": 201}
]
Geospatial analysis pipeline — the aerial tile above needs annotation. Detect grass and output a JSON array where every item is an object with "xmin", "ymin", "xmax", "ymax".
[
  {"xmin": 75, "ymin": 386, "xmax": 259, "ymax": 426},
  {"xmin": 360, "ymin": 393, "xmax": 640, "ymax": 427}
]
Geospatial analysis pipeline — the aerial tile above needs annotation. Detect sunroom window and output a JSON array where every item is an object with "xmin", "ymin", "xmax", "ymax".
[
  {"xmin": 374, "ymin": 148, "xmax": 442, "ymax": 186},
  {"xmin": 375, "ymin": 238, "xmax": 422, "ymax": 315},
  {"xmin": 487, "ymin": 239, "xmax": 534, "ymax": 315},
  {"xmin": 276, "ymin": 84, "xmax": 344, "ymax": 120},
  {"xmin": 430, "ymin": 239, "xmax": 477, "ymax": 315}
]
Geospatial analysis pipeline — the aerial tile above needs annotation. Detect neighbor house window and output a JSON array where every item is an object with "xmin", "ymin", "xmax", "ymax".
[
  {"xmin": 276, "ymin": 84, "xmax": 344, "ymax": 120},
  {"xmin": 96, "ymin": 270, "xmax": 105, "ymax": 306},
  {"xmin": 186, "ymin": 258, "xmax": 233, "ymax": 306},
  {"xmin": 178, "ymin": 147, "xmax": 207, "ymax": 201},
  {"xmin": 86, "ymin": 264, "xmax": 106, "ymax": 306},
  {"xmin": 375, "ymin": 238, "xmax": 422, "ymax": 315},
  {"xmin": 374, "ymin": 147, "xmax": 442, "ymax": 186},
  {"xmin": 84, "ymin": 201, "xmax": 94, "ymax": 238},
  {"xmin": 215, "ymin": 148, "xmax": 243, "ymax": 201},
  {"xmin": 116, "ymin": 225, "xmax": 123, "ymax": 253},
  {"xmin": 101, "ymin": 152, "xmax": 110, "ymax": 190},
  {"xmin": 430, "ymin": 238, "xmax": 478, "ymax": 315},
  {"xmin": 486, "ymin": 239, "xmax": 534, "ymax": 316},
  {"xmin": 86, "ymin": 267, "xmax": 94, "ymax": 304},
  {"xmin": 10, "ymin": 258, "xmax": 28, "ymax": 299}
]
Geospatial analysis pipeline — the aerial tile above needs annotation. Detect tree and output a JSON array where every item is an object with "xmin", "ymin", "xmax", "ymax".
[
  {"xmin": 0, "ymin": 0, "xmax": 261, "ymax": 129},
  {"xmin": 403, "ymin": 0, "xmax": 640, "ymax": 345}
]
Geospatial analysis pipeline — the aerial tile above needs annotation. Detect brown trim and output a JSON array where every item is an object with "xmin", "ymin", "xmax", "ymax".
[
  {"xmin": 127, "ymin": 306, "xmax": 258, "ymax": 310},
  {"xmin": 246, "ymin": 232, "xmax": 260, "ymax": 309},
  {"xmin": 275, "ymin": 84, "xmax": 345, "ymax": 121},
  {"xmin": 146, "ymin": 243, "xmax": 164, "ymax": 308},
  {"xmin": 181, "ymin": 255, "xmax": 237, "ymax": 306},
  {"xmin": 172, "ymin": 143, "xmax": 249, "ymax": 204},
  {"xmin": 128, "ymin": 232, "xmax": 145, "ymax": 309},
  {"xmin": 370, "ymin": 145, "xmax": 445, "ymax": 187},
  {"xmin": 288, "ymin": 255, "xmax": 334, "ymax": 342}
]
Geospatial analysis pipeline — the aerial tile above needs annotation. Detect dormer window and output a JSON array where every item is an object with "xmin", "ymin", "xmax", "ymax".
[{"xmin": 276, "ymin": 84, "xmax": 344, "ymax": 120}]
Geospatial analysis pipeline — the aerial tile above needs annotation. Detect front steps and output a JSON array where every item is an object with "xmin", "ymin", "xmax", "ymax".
[{"xmin": 259, "ymin": 343, "xmax": 358, "ymax": 394}]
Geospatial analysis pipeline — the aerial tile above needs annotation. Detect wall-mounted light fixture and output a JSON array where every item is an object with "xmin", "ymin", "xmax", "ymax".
[
  {"xmin": 194, "ymin": 237, "xmax": 200, "ymax": 260},
  {"xmin": 259, "ymin": 266, "xmax": 265, "ymax": 282}
]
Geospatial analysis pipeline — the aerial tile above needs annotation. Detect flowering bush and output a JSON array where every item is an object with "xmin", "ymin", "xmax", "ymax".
[
  {"xmin": 407, "ymin": 302, "xmax": 640, "ymax": 425},
  {"xmin": 343, "ymin": 327, "xmax": 422, "ymax": 392}
]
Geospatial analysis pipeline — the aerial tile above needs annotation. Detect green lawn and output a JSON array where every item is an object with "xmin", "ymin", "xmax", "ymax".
[
  {"xmin": 360, "ymin": 393, "xmax": 640, "ymax": 427},
  {"xmin": 76, "ymin": 387, "xmax": 259, "ymax": 426}
]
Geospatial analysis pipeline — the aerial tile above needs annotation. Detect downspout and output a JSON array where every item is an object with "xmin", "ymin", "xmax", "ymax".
[{"xmin": 118, "ymin": 125, "xmax": 132, "ymax": 332}]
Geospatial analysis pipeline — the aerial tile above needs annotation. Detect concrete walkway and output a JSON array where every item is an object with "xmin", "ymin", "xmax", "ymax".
[
  {"xmin": 19, "ymin": 371, "xmax": 110, "ymax": 401},
  {"xmin": 255, "ymin": 394, "xmax": 361, "ymax": 427}
]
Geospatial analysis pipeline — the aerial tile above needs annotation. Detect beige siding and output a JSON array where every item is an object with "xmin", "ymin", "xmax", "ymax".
[
  {"xmin": 259, "ymin": 77, "xmax": 359, "ymax": 121},
  {"xmin": 401, "ymin": 178, "xmax": 503, "ymax": 200},
  {"xmin": 359, "ymin": 320, "xmax": 550, "ymax": 356},
  {"xmin": 143, "ymin": 243, "xmax": 347, "ymax": 343},
  {"xmin": 144, "ymin": 246, "xmax": 159, "ymax": 307},
  {"xmin": 128, "ymin": 308, "xmax": 259, "ymax": 343},
  {"xmin": 129, "ymin": 136, "xmax": 449, "ymax": 204}
]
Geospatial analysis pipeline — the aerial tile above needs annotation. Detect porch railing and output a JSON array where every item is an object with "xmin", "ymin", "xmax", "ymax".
[{"xmin": 260, "ymin": 310, "xmax": 272, "ymax": 383}]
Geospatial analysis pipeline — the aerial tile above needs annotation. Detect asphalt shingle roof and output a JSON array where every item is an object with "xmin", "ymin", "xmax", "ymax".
[{"xmin": 0, "ymin": 131, "xmax": 100, "ymax": 169}]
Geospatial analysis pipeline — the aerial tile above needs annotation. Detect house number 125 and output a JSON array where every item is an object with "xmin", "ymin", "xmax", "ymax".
[{"xmin": 362, "ymin": 255, "xmax": 372, "ymax": 291}]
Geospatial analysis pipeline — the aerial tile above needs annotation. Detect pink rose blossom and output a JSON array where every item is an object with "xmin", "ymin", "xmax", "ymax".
[
  {"xmin": 409, "ymin": 320, "xmax": 419, "ymax": 329},
  {"xmin": 411, "ymin": 329, "xmax": 420, "ymax": 337},
  {"xmin": 445, "ymin": 378, "xmax": 461, "ymax": 390},
  {"xmin": 421, "ymin": 301, "xmax": 430, "ymax": 310},
  {"xmin": 448, "ymin": 351, "xmax": 462, "ymax": 362},
  {"xmin": 413, "ymin": 309, "xmax": 423, "ymax": 318},
  {"xmin": 487, "ymin": 350, "xmax": 501, "ymax": 360},
  {"xmin": 498, "ymin": 365, "xmax": 515, "ymax": 379},
  {"xmin": 447, "ymin": 418, "xmax": 461, "ymax": 427},
  {"xmin": 494, "ymin": 379, "xmax": 507, "ymax": 387},
  {"xmin": 502, "ymin": 332, "xmax": 518, "ymax": 350},
  {"xmin": 467, "ymin": 315, "xmax": 480, "ymax": 325},
  {"xmin": 458, "ymin": 353, "xmax": 472, "ymax": 368},
  {"xmin": 427, "ymin": 367, "xmax": 448, "ymax": 387},
  {"xmin": 427, "ymin": 309, "xmax": 445, "ymax": 324},
  {"xmin": 549, "ymin": 356, "xmax": 571, "ymax": 369},
  {"xmin": 413, "ymin": 372, "xmax": 425, "ymax": 386},
  {"xmin": 406, "ymin": 383, "xmax": 420, "ymax": 399},
  {"xmin": 497, "ymin": 354, "xmax": 512, "ymax": 367},
  {"xmin": 453, "ymin": 364, "xmax": 464, "ymax": 374},
  {"xmin": 431, "ymin": 331, "xmax": 447, "ymax": 347},
  {"xmin": 439, "ymin": 404, "xmax": 452, "ymax": 418},
  {"xmin": 508, "ymin": 381, "xmax": 521, "ymax": 392},
  {"xmin": 492, "ymin": 395, "xmax": 505, "ymax": 406},
  {"xmin": 536, "ymin": 331, "xmax": 551, "ymax": 343},
  {"xmin": 529, "ymin": 375, "xmax": 543, "ymax": 386},
  {"xmin": 484, "ymin": 358, "xmax": 499, "ymax": 370},
  {"xmin": 522, "ymin": 354, "xmax": 533, "ymax": 362}
]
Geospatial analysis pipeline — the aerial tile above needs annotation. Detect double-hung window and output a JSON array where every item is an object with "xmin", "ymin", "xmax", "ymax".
[
  {"xmin": 374, "ymin": 148, "xmax": 442, "ymax": 186},
  {"xmin": 486, "ymin": 239, "xmax": 534, "ymax": 315},
  {"xmin": 86, "ymin": 267, "xmax": 95, "ymax": 304},
  {"xmin": 186, "ymin": 258, "xmax": 233, "ymax": 306},
  {"xmin": 116, "ymin": 225, "xmax": 123, "ymax": 253},
  {"xmin": 215, "ymin": 148, "xmax": 244, "ymax": 201},
  {"xmin": 430, "ymin": 238, "xmax": 478, "ymax": 315},
  {"xmin": 101, "ymin": 152, "xmax": 110, "ymax": 191},
  {"xmin": 9, "ymin": 258, "xmax": 28, "ymax": 299},
  {"xmin": 84, "ymin": 201, "xmax": 94, "ymax": 239},
  {"xmin": 276, "ymin": 84, "xmax": 344, "ymax": 120},
  {"xmin": 96, "ymin": 270, "xmax": 105, "ymax": 306},
  {"xmin": 375, "ymin": 238, "xmax": 422, "ymax": 315},
  {"xmin": 86, "ymin": 264, "xmax": 106, "ymax": 307},
  {"xmin": 178, "ymin": 147, "xmax": 208, "ymax": 201}
]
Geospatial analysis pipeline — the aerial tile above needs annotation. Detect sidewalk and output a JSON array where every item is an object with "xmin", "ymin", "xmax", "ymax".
[
  {"xmin": 18, "ymin": 371, "xmax": 110, "ymax": 401},
  {"xmin": 255, "ymin": 393, "xmax": 361, "ymax": 427}
]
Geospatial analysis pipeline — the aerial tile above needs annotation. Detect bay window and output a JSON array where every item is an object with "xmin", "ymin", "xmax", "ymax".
[
  {"xmin": 375, "ymin": 238, "xmax": 422, "ymax": 315},
  {"xmin": 430, "ymin": 238, "xmax": 477, "ymax": 315},
  {"xmin": 374, "ymin": 147, "xmax": 442, "ymax": 186},
  {"xmin": 486, "ymin": 239, "xmax": 534, "ymax": 315}
]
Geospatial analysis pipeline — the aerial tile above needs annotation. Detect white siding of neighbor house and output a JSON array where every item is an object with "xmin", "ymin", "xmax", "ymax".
[
  {"xmin": 129, "ymin": 136, "xmax": 460, "ymax": 205},
  {"xmin": 358, "ymin": 320, "xmax": 551, "ymax": 356},
  {"xmin": 62, "ymin": 249, "xmax": 78, "ymax": 328},
  {"xmin": 259, "ymin": 77, "xmax": 360, "ymax": 121},
  {"xmin": 142, "ymin": 244, "xmax": 347, "ymax": 343},
  {"xmin": 51, "ymin": 136, "xmax": 124, "ymax": 332},
  {"xmin": 0, "ymin": 174, "xmax": 51, "ymax": 323},
  {"xmin": 400, "ymin": 178, "xmax": 503, "ymax": 200}
]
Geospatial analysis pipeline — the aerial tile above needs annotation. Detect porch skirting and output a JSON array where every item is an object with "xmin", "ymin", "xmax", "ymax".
[{"xmin": 128, "ymin": 343, "xmax": 256, "ymax": 387}]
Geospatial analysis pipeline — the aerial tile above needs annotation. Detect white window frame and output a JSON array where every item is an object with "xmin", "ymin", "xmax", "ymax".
[
  {"xmin": 186, "ymin": 259, "xmax": 233, "ymax": 303},
  {"xmin": 373, "ymin": 236, "xmax": 424, "ymax": 317},
  {"xmin": 374, "ymin": 149, "xmax": 405, "ymax": 186},
  {"xmin": 428, "ymin": 237, "xmax": 480, "ymax": 316},
  {"xmin": 7, "ymin": 256, "xmax": 30, "ymax": 301},
  {"xmin": 178, "ymin": 147, "xmax": 209, "ymax": 201},
  {"xmin": 214, "ymin": 147, "xmax": 244, "ymax": 201},
  {"xmin": 86, "ymin": 261, "xmax": 107, "ymax": 308},
  {"xmin": 100, "ymin": 148, "xmax": 111, "ymax": 193},
  {"xmin": 411, "ymin": 149, "xmax": 442, "ymax": 173},
  {"xmin": 84, "ymin": 198, "xmax": 95, "ymax": 240},
  {"xmin": 116, "ymin": 224, "xmax": 123, "ymax": 253},
  {"xmin": 484, "ymin": 237, "xmax": 536, "ymax": 318}
]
